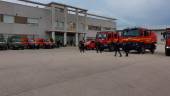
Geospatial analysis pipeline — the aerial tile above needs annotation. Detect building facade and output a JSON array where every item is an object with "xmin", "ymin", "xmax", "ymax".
[
  {"xmin": 0, "ymin": 1, "xmax": 116, "ymax": 46},
  {"xmin": 151, "ymin": 29, "xmax": 165, "ymax": 44}
]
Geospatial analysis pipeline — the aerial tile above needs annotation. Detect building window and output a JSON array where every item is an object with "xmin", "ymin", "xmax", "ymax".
[
  {"xmin": 56, "ymin": 21, "xmax": 64, "ymax": 27},
  {"xmin": 61, "ymin": 22, "xmax": 64, "ymax": 27},
  {"xmin": 55, "ymin": 8, "xmax": 64, "ymax": 13},
  {"xmin": 112, "ymin": 28, "xmax": 116, "ymax": 31},
  {"xmin": 88, "ymin": 25, "xmax": 101, "ymax": 31},
  {"xmin": 104, "ymin": 27, "xmax": 111, "ymax": 30},
  {"xmin": 15, "ymin": 16, "xmax": 27, "ymax": 24},
  {"xmin": 0, "ymin": 14, "xmax": 3, "ymax": 22},
  {"xmin": 68, "ymin": 22, "xmax": 76, "ymax": 31},
  {"xmin": 3, "ymin": 15, "xmax": 14, "ymax": 23},
  {"xmin": 59, "ymin": 8, "xmax": 64, "ymax": 13},
  {"xmin": 27, "ymin": 18, "xmax": 39, "ymax": 24}
]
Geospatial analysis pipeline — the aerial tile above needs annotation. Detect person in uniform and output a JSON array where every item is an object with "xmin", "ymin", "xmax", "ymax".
[
  {"xmin": 123, "ymin": 43, "xmax": 129, "ymax": 57},
  {"xmin": 96, "ymin": 41, "xmax": 103, "ymax": 53},
  {"xmin": 114, "ymin": 40, "xmax": 122, "ymax": 57},
  {"xmin": 79, "ymin": 40, "xmax": 85, "ymax": 53}
]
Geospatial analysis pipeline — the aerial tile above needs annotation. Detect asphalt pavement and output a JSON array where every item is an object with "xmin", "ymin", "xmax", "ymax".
[{"xmin": 0, "ymin": 45, "xmax": 170, "ymax": 96}]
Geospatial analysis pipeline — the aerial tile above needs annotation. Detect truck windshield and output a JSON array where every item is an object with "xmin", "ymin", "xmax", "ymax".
[
  {"xmin": 96, "ymin": 33, "xmax": 107, "ymax": 39},
  {"xmin": 12, "ymin": 38, "xmax": 21, "ymax": 42},
  {"xmin": 0, "ymin": 38, "xmax": 5, "ymax": 42},
  {"xmin": 0, "ymin": 34, "xmax": 5, "ymax": 42},
  {"xmin": 122, "ymin": 29, "xmax": 140, "ymax": 37}
]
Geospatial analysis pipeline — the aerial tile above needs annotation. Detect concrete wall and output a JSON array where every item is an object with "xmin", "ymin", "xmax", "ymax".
[
  {"xmin": 153, "ymin": 30, "xmax": 164, "ymax": 44},
  {"xmin": 0, "ymin": 1, "xmax": 116, "ymax": 39},
  {"xmin": 87, "ymin": 17, "xmax": 116, "ymax": 38},
  {"xmin": 0, "ymin": 1, "xmax": 51, "ymax": 38}
]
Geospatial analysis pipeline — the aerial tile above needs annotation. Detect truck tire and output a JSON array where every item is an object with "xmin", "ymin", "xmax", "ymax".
[
  {"xmin": 138, "ymin": 46, "xmax": 145, "ymax": 54},
  {"xmin": 141, "ymin": 46, "xmax": 145, "ymax": 54},
  {"xmin": 109, "ymin": 45, "xmax": 115, "ymax": 52},
  {"xmin": 36, "ymin": 45, "xmax": 40, "ymax": 49},
  {"xmin": 12, "ymin": 46, "xmax": 16, "ymax": 50},
  {"xmin": 4, "ymin": 46, "xmax": 8, "ymax": 50},
  {"xmin": 150, "ymin": 49, "xmax": 155, "ymax": 54},
  {"xmin": 21, "ymin": 46, "xmax": 24, "ymax": 50},
  {"xmin": 165, "ymin": 49, "xmax": 170, "ymax": 56},
  {"xmin": 150, "ymin": 44, "xmax": 156, "ymax": 54}
]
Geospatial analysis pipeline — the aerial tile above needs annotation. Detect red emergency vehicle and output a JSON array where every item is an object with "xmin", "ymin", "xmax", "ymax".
[
  {"xmin": 120, "ymin": 27, "xmax": 157, "ymax": 54},
  {"xmin": 164, "ymin": 28, "xmax": 170, "ymax": 56},
  {"xmin": 95, "ymin": 31, "xmax": 119, "ymax": 51}
]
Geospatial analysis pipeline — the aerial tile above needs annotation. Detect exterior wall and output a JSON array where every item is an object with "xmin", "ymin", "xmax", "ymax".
[
  {"xmin": 0, "ymin": 1, "xmax": 51, "ymax": 38},
  {"xmin": 152, "ymin": 30, "xmax": 165, "ymax": 44},
  {"xmin": 87, "ymin": 17, "xmax": 116, "ymax": 38},
  {"xmin": 0, "ymin": 1, "xmax": 116, "ymax": 41},
  {"xmin": 67, "ymin": 14, "xmax": 87, "ymax": 33}
]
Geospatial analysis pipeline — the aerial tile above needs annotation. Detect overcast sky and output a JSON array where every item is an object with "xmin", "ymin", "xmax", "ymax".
[{"xmin": 4, "ymin": 0, "xmax": 170, "ymax": 29}]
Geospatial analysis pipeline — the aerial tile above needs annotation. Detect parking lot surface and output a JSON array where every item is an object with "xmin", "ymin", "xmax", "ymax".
[{"xmin": 0, "ymin": 45, "xmax": 170, "ymax": 96}]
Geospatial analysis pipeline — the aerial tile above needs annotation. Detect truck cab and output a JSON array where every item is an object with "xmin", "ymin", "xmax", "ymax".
[
  {"xmin": 7, "ymin": 35, "xmax": 29, "ymax": 50},
  {"xmin": 121, "ymin": 28, "xmax": 157, "ymax": 54},
  {"xmin": 8, "ymin": 38, "xmax": 25, "ymax": 50},
  {"xmin": 164, "ymin": 28, "xmax": 170, "ymax": 56},
  {"xmin": 0, "ymin": 34, "xmax": 8, "ymax": 50},
  {"xmin": 96, "ymin": 31, "xmax": 119, "ymax": 51}
]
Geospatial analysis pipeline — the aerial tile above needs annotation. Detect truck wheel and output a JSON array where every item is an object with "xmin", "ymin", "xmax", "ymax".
[
  {"xmin": 36, "ymin": 46, "xmax": 40, "ymax": 49},
  {"xmin": 5, "ymin": 47, "xmax": 7, "ymax": 50},
  {"xmin": 150, "ymin": 49, "xmax": 155, "ymax": 54},
  {"xmin": 165, "ymin": 49, "xmax": 170, "ymax": 56},
  {"xmin": 12, "ymin": 47, "xmax": 16, "ymax": 50},
  {"xmin": 109, "ymin": 45, "xmax": 115, "ymax": 52},
  {"xmin": 4, "ymin": 46, "xmax": 8, "ymax": 50},
  {"xmin": 137, "ymin": 47, "xmax": 145, "ymax": 54},
  {"xmin": 138, "ymin": 47, "xmax": 145, "ymax": 54},
  {"xmin": 9, "ymin": 46, "xmax": 13, "ymax": 50},
  {"xmin": 150, "ymin": 44, "xmax": 156, "ymax": 54},
  {"xmin": 21, "ymin": 47, "xmax": 24, "ymax": 50}
]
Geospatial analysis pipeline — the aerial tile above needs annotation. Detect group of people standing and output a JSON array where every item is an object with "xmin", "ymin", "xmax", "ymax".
[{"xmin": 78, "ymin": 40, "xmax": 129, "ymax": 57}]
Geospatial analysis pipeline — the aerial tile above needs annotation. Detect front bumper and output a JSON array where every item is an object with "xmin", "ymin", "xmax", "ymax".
[
  {"xmin": 102, "ymin": 44, "xmax": 109, "ymax": 48},
  {"xmin": 0, "ymin": 44, "xmax": 7, "ymax": 49},
  {"xmin": 12, "ymin": 44, "xmax": 24, "ymax": 48},
  {"xmin": 123, "ymin": 42, "xmax": 142, "ymax": 50},
  {"xmin": 166, "ymin": 46, "xmax": 170, "ymax": 50}
]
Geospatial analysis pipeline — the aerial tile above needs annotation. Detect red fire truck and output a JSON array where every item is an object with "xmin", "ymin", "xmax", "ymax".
[
  {"xmin": 120, "ymin": 27, "xmax": 157, "ymax": 54},
  {"xmin": 163, "ymin": 28, "xmax": 170, "ymax": 56},
  {"xmin": 95, "ymin": 31, "xmax": 119, "ymax": 51}
]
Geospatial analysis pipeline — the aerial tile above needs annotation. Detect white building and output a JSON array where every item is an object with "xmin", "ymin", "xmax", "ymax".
[{"xmin": 0, "ymin": 0, "xmax": 116, "ymax": 46}]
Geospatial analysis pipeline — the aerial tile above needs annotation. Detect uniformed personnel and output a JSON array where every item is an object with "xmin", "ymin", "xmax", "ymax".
[{"xmin": 114, "ymin": 40, "xmax": 122, "ymax": 57}]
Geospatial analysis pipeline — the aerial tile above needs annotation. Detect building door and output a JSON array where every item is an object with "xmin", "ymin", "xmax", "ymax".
[
  {"xmin": 67, "ymin": 33, "xmax": 75, "ymax": 46},
  {"xmin": 55, "ymin": 33, "xmax": 64, "ymax": 46}
]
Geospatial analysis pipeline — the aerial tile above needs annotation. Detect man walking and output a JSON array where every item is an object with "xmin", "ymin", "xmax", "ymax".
[
  {"xmin": 123, "ymin": 43, "xmax": 129, "ymax": 57},
  {"xmin": 114, "ymin": 41, "xmax": 122, "ymax": 57},
  {"xmin": 96, "ymin": 41, "xmax": 103, "ymax": 53},
  {"xmin": 79, "ymin": 40, "xmax": 85, "ymax": 53}
]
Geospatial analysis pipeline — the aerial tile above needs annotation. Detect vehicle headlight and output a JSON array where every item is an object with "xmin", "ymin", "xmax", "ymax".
[
  {"xmin": 0, "ymin": 42, "xmax": 5, "ymax": 44},
  {"xmin": 166, "ymin": 46, "xmax": 170, "ymax": 49},
  {"xmin": 15, "ymin": 42, "xmax": 21, "ymax": 44}
]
